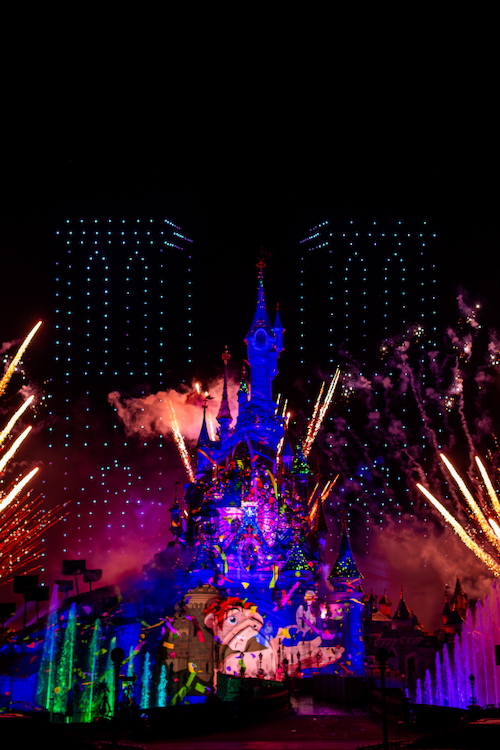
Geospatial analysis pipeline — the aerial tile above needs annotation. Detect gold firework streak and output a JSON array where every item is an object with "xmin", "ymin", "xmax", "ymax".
[
  {"xmin": 440, "ymin": 453, "xmax": 500, "ymax": 553},
  {"xmin": 417, "ymin": 482, "xmax": 500, "ymax": 576},
  {"xmin": 0, "ymin": 426, "xmax": 32, "ymax": 475},
  {"xmin": 0, "ymin": 467, "xmax": 39, "ymax": 513},
  {"xmin": 167, "ymin": 400, "xmax": 195, "ymax": 483},
  {"xmin": 0, "ymin": 395, "xmax": 34, "ymax": 448},
  {"xmin": 303, "ymin": 369, "xmax": 341, "ymax": 457},
  {"xmin": 0, "ymin": 322, "xmax": 42, "ymax": 397}
]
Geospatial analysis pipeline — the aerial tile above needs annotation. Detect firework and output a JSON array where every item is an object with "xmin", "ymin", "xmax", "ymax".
[
  {"xmin": 475, "ymin": 456, "xmax": 500, "ymax": 519},
  {"xmin": 0, "ymin": 426, "xmax": 32, "ymax": 475},
  {"xmin": 0, "ymin": 491, "xmax": 68, "ymax": 584},
  {"xmin": 308, "ymin": 476, "xmax": 338, "ymax": 527},
  {"xmin": 167, "ymin": 400, "xmax": 195, "ymax": 482},
  {"xmin": 439, "ymin": 453, "xmax": 500, "ymax": 552},
  {"xmin": 303, "ymin": 369, "xmax": 340, "ymax": 457},
  {"xmin": 0, "ymin": 394, "xmax": 34, "ymax": 448},
  {"xmin": 0, "ymin": 467, "xmax": 40, "ymax": 513},
  {"xmin": 0, "ymin": 320, "xmax": 67, "ymax": 583},
  {"xmin": 0, "ymin": 321, "xmax": 42, "ymax": 397},
  {"xmin": 417, "ymin": 452, "xmax": 500, "ymax": 574},
  {"xmin": 416, "ymin": 482, "xmax": 500, "ymax": 576}
]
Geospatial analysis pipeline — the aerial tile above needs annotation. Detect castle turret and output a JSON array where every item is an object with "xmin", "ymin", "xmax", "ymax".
[
  {"xmin": 217, "ymin": 347, "xmax": 233, "ymax": 442},
  {"xmin": 392, "ymin": 587, "xmax": 413, "ymax": 630},
  {"xmin": 196, "ymin": 397, "xmax": 215, "ymax": 476},
  {"xmin": 450, "ymin": 576, "xmax": 468, "ymax": 620},
  {"xmin": 244, "ymin": 259, "xmax": 282, "ymax": 402},
  {"xmin": 327, "ymin": 520, "xmax": 365, "ymax": 675}
]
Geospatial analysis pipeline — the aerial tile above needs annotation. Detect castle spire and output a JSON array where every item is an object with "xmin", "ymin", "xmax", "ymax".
[
  {"xmin": 217, "ymin": 346, "xmax": 232, "ymax": 441},
  {"xmin": 247, "ymin": 257, "xmax": 271, "ymax": 337},
  {"xmin": 328, "ymin": 519, "xmax": 362, "ymax": 581},
  {"xmin": 197, "ymin": 399, "xmax": 211, "ymax": 448},
  {"xmin": 393, "ymin": 586, "xmax": 412, "ymax": 621},
  {"xmin": 244, "ymin": 258, "xmax": 283, "ymax": 403}
]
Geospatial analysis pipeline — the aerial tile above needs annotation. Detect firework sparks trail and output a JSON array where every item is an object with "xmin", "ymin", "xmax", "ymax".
[
  {"xmin": 417, "ymin": 452, "xmax": 500, "ymax": 573},
  {"xmin": 307, "ymin": 482, "xmax": 320, "ymax": 507},
  {"xmin": 0, "ymin": 321, "xmax": 66, "ymax": 583},
  {"xmin": 303, "ymin": 369, "xmax": 340, "ymax": 457},
  {"xmin": 416, "ymin": 482, "xmax": 500, "ymax": 576},
  {"xmin": 0, "ymin": 426, "xmax": 32, "ymax": 475},
  {"xmin": 308, "ymin": 476, "xmax": 338, "ymax": 525},
  {"xmin": 0, "ymin": 321, "xmax": 42, "ymax": 397},
  {"xmin": 439, "ymin": 453, "xmax": 500, "ymax": 552},
  {"xmin": 167, "ymin": 400, "xmax": 195, "ymax": 483},
  {"xmin": 489, "ymin": 518, "xmax": 500, "ymax": 540},
  {"xmin": 0, "ymin": 467, "xmax": 39, "ymax": 513},
  {"xmin": 475, "ymin": 456, "xmax": 500, "ymax": 518},
  {"xmin": 276, "ymin": 411, "xmax": 291, "ymax": 472},
  {"xmin": 304, "ymin": 382, "xmax": 325, "ymax": 453},
  {"xmin": 0, "ymin": 493, "xmax": 69, "ymax": 584},
  {"xmin": 321, "ymin": 475, "xmax": 339, "ymax": 501},
  {"xmin": 0, "ymin": 395, "xmax": 34, "ymax": 448}
]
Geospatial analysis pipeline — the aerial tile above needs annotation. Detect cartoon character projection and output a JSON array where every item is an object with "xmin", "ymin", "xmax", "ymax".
[
  {"xmin": 204, "ymin": 596, "xmax": 277, "ymax": 678},
  {"xmin": 204, "ymin": 593, "xmax": 346, "ymax": 679}
]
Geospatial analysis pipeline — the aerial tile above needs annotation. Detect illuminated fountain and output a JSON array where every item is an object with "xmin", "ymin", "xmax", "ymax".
[{"xmin": 415, "ymin": 581, "xmax": 500, "ymax": 708}]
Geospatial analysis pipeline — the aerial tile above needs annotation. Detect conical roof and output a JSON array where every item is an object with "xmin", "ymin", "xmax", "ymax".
[
  {"xmin": 281, "ymin": 542, "xmax": 313, "ymax": 572},
  {"xmin": 246, "ymin": 259, "xmax": 272, "ymax": 337},
  {"xmin": 197, "ymin": 404, "xmax": 212, "ymax": 448},
  {"xmin": 292, "ymin": 442, "xmax": 313, "ymax": 476},
  {"xmin": 273, "ymin": 304, "xmax": 284, "ymax": 331},
  {"xmin": 453, "ymin": 576, "xmax": 465, "ymax": 597},
  {"xmin": 393, "ymin": 587, "xmax": 412, "ymax": 620},
  {"xmin": 328, "ymin": 522, "xmax": 362, "ymax": 580},
  {"xmin": 217, "ymin": 348, "xmax": 232, "ymax": 423}
]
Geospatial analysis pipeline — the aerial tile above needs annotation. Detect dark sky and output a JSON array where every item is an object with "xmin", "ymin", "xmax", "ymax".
[
  {"xmin": 1, "ymin": 28, "xmax": 498, "ymax": 359},
  {"xmin": 0, "ymin": 19, "xmax": 499, "ymax": 622}
]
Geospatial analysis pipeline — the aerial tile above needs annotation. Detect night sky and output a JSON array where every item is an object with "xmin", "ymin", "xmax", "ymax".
[{"xmin": 1, "ymin": 27, "xmax": 499, "ymax": 624}]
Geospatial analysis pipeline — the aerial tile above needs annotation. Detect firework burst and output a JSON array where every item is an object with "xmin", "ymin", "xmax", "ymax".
[
  {"xmin": 0, "ymin": 322, "xmax": 67, "ymax": 583},
  {"xmin": 417, "ymin": 453, "xmax": 500, "ymax": 576}
]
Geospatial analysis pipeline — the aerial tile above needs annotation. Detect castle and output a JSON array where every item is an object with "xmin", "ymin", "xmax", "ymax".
[{"xmin": 0, "ymin": 265, "xmax": 469, "ymax": 716}]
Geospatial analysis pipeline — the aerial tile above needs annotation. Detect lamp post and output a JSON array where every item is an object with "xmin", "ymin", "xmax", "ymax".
[
  {"xmin": 469, "ymin": 673, "xmax": 476, "ymax": 706},
  {"xmin": 400, "ymin": 670, "xmax": 407, "ymax": 724},
  {"xmin": 375, "ymin": 647, "xmax": 390, "ymax": 750}
]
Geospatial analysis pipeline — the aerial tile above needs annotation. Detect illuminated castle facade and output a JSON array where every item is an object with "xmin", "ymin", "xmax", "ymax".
[
  {"xmin": 146, "ymin": 263, "xmax": 366, "ymax": 684},
  {"xmin": 0, "ymin": 264, "xmax": 366, "ymax": 717}
]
